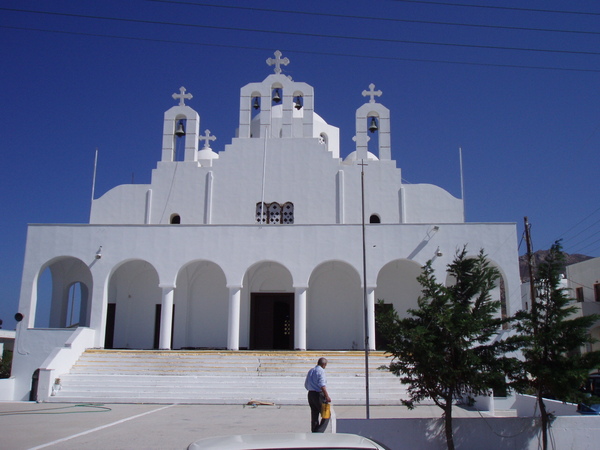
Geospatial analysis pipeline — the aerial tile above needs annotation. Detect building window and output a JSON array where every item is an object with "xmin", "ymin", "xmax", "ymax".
[
  {"xmin": 576, "ymin": 287, "xmax": 584, "ymax": 302},
  {"xmin": 369, "ymin": 214, "xmax": 381, "ymax": 224},
  {"xmin": 595, "ymin": 283, "xmax": 600, "ymax": 302},
  {"xmin": 256, "ymin": 202, "xmax": 294, "ymax": 224},
  {"xmin": 170, "ymin": 214, "xmax": 181, "ymax": 224}
]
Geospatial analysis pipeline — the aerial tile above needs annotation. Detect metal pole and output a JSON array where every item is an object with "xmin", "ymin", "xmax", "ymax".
[
  {"xmin": 361, "ymin": 159, "xmax": 370, "ymax": 419},
  {"xmin": 459, "ymin": 147, "xmax": 465, "ymax": 221},
  {"xmin": 90, "ymin": 148, "xmax": 98, "ymax": 222}
]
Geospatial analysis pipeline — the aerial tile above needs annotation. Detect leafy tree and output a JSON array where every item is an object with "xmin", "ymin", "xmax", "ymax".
[
  {"xmin": 0, "ymin": 349, "xmax": 12, "ymax": 379},
  {"xmin": 377, "ymin": 248, "xmax": 521, "ymax": 450},
  {"xmin": 514, "ymin": 241, "xmax": 600, "ymax": 450}
]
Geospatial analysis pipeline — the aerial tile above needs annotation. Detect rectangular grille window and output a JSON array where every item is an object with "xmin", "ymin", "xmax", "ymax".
[{"xmin": 256, "ymin": 202, "xmax": 294, "ymax": 224}]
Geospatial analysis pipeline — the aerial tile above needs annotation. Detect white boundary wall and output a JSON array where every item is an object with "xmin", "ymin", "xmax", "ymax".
[
  {"xmin": 338, "ymin": 395, "xmax": 600, "ymax": 449},
  {"xmin": 338, "ymin": 415, "xmax": 600, "ymax": 449}
]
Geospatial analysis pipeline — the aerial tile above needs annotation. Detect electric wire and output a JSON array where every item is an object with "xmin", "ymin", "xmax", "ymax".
[
  {"xmin": 2, "ymin": 7, "xmax": 600, "ymax": 58},
  {"xmin": 145, "ymin": 0, "xmax": 600, "ymax": 37},
  {"xmin": 3, "ymin": 25, "xmax": 600, "ymax": 74},
  {"xmin": 389, "ymin": 0, "xmax": 600, "ymax": 17},
  {"xmin": 550, "ymin": 207, "xmax": 600, "ymax": 255}
]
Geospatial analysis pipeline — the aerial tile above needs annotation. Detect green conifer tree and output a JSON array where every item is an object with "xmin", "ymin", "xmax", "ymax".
[
  {"xmin": 514, "ymin": 241, "xmax": 600, "ymax": 450},
  {"xmin": 377, "ymin": 248, "xmax": 521, "ymax": 450}
]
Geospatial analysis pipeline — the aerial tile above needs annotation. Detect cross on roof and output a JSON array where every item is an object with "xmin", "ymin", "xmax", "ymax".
[
  {"xmin": 362, "ymin": 83, "xmax": 382, "ymax": 103},
  {"xmin": 199, "ymin": 129, "xmax": 216, "ymax": 148},
  {"xmin": 266, "ymin": 50, "xmax": 290, "ymax": 74},
  {"xmin": 172, "ymin": 86, "xmax": 193, "ymax": 106}
]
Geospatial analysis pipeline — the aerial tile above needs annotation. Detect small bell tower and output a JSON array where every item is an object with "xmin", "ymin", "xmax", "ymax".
[
  {"xmin": 355, "ymin": 83, "xmax": 391, "ymax": 161},
  {"xmin": 238, "ymin": 50, "xmax": 315, "ymax": 139},
  {"xmin": 161, "ymin": 86, "xmax": 200, "ymax": 162}
]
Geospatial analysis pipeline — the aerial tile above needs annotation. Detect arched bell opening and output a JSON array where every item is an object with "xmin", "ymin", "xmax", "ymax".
[
  {"xmin": 173, "ymin": 116, "xmax": 187, "ymax": 161},
  {"xmin": 292, "ymin": 90, "xmax": 304, "ymax": 111},
  {"xmin": 251, "ymin": 90, "xmax": 261, "ymax": 119},
  {"xmin": 271, "ymin": 84, "xmax": 283, "ymax": 106},
  {"xmin": 367, "ymin": 114, "xmax": 380, "ymax": 155}
]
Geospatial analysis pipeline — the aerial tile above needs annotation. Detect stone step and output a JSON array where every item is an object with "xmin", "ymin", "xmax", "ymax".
[{"xmin": 47, "ymin": 350, "xmax": 407, "ymax": 405}]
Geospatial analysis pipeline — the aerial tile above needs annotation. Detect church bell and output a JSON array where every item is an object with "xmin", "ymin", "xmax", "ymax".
[
  {"xmin": 175, "ymin": 120, "xmax": 185, "ymax": 137},
  {"xmin": 272, "ymin": 89, "xmax": 281, "ymax": 103},
  {"xmin": 369, "ymin": 116, "xmax": 378, "ymax": 133}
]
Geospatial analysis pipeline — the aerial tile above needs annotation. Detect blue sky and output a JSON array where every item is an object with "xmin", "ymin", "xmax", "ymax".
[{"xmin": 1, "ymin": 0, "xmax": 599, "ymax": 330}]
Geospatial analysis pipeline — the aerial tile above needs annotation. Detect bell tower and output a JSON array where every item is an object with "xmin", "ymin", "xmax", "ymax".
[
  {"xmin": 355, "ymin": 83, "xmax": 391, "ymax": 161},
  {"xmin": 161, "ymin": 86, "xmax": 200, "ymax": 162},
  {"xmin": 238, "ymin": 50, "xmax": 315, "ymax": 139}
]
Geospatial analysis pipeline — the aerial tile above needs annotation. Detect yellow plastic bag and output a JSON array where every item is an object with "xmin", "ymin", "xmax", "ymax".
[{"xmin": 321, "ymin": 402, "xmax": 331, "ymax": 419}]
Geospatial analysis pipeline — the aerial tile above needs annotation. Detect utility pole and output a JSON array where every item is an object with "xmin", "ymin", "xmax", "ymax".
[
  {"xmin": 359, "ymin": 159, "xmax": 370, "ymax": 419},
  {"xmin": 524, "ymin": 217, "xmax": 537, "ymax": 317}
]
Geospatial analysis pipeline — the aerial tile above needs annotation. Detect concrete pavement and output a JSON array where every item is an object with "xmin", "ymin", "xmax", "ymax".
[{"xmin": 0, "ymin": 402, "xmax": 482, "ymax": 449}]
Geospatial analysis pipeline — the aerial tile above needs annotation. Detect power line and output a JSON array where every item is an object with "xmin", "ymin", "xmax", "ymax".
[
  {"xmin": 4, "ymin": 25, "xmax": 600, "ymax": 74},
  {"xmin": 553, "ymin": 207, "xmax": 600, "ymax": 244},
  {"xmin": 389, "ymin": 0, "xmax": 600, "ymax": 17},
  {"xmin": 562, "ymin": 217, "xmax": 600, "ymax": 245},
  {"xmin": 145, "ymin": 0, "xmax": 600, "ymax": 37},
  {"xmin": 3, "ymin": 7, "xmax": 600, "ymax": 57}
]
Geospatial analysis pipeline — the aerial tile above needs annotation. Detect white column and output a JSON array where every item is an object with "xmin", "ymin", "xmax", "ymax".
[
  {"xmin": 294, "ymin": 286, "xmax": 308, "ymax": 350},
  {"xmin": 227, "ymin": 286, "xmax": 242, "ymax": 350},
  {"xmin": 159, "ymin": 284, "xmax": 175, "ymax": 350},
  {"xmin": 367, "ymin": 286, "xmax": 376, "ymax": 351}
]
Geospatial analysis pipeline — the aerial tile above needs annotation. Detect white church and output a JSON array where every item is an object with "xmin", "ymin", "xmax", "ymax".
[{"xmin": 4, "ymin": 51, "xmax": 520, "ymax": 402}]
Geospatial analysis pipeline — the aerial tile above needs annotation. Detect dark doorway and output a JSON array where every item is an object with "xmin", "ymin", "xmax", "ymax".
[
  {"xmin": 250, "ymin": 293, "xmax": 294, "ymax": 350},
  {"xmin": 104, "ymin": 303, "xmax": 116, "ymax": 349}
]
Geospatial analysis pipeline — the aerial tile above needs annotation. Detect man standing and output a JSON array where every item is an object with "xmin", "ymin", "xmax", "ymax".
[{"xmin": 304, "ymin": 357, "xmax": 331, "ymax": 433}]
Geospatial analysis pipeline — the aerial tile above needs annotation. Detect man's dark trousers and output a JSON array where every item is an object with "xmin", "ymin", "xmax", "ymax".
[{"xmin": 307, "ymin": 390, "xmax": 329, "ymax": 432}]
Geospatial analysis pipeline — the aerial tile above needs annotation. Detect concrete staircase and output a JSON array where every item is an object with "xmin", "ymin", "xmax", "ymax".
[{"xmin": 47, "ymin": 350, "xmax": 408, "ymax": 405}]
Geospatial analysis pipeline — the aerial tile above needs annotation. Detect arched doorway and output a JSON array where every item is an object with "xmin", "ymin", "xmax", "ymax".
[
  {"xmin": 106, "ymin": 260, "xmax": 160, "ymax": 349},
  {"xmin": 375, "ymin": 259, "xmax": 423, "ymax": 349},
  {"xmin": 173, "ymin": 260, "xmax": 228, "ymax": 349},
  {"xmin": 243, "ymin": 262, "xmax": 294, "ymax": 350},
  {"xmin": 308, "ymin": 261, "xmax": 362, "ymax": 350}
]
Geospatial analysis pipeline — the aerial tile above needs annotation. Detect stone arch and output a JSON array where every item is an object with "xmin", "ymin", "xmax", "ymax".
[
  {"xmin": 242, "ymin": 261, "xmax": 294, "ymax": 350},
  {"xmin": 34, "ymin": 256, "xmax": 92, "ymax": 329},
  {"xmin": 173, "ymin": 260, "xmax": 228, "ymax": 349},
  {"xmin": 106, "ymin": 259, "xmax": 161, "ymax": 349},
  {"xmin": 308, "ymin": 261, "xmax": 362, "ymax": 350},
  {"xmin": 375, "ymin": 259, "xmax": 422, "ymax": 321}
]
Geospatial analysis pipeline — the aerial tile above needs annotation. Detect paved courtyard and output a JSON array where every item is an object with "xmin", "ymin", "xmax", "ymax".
[{"xmin": 0, "ymin": 402, "xmax": 479, "ymax": 449}]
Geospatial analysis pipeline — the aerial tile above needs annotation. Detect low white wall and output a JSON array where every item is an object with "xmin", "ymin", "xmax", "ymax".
[
  {"xmin": 0, "ymin": 378, "xmax": 16, "ymax": 401},
  {"xmin": 338, "ymin": 416, "xmax": 600, "ymax": 450},
  {"xmin": 36, "ymin": 327, "xmax": 96, "ymax": 402},
  {"xmin": 512, "ymin": 394, "xmax": 578, "ymax": 417}
]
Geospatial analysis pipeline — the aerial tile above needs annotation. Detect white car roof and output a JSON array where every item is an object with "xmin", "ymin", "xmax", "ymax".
[{"xmin": 187, "ymin": 432, "xmax": 386, "ymax": 450}]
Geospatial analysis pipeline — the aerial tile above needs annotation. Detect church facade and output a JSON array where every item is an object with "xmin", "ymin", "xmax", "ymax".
[{"xmin": 7, "ymin": 51, "xmax": 520, "ymax": 401}]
